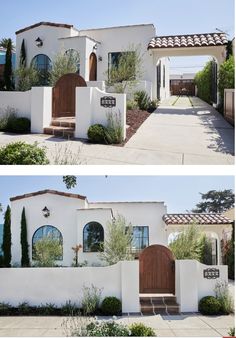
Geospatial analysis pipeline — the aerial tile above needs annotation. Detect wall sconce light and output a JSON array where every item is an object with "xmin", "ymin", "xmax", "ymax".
[
  {"xmin": 93, "ymin": 43, "xmax": 98, "ymax": 51},
  {"xmin": 35, "ymin": 37, "xmax": 43, "ymax": 47},
  {"xmin": 42, "ymin": 206, "xmax": 50, "ymax": 218},
  {"xmin": 98, "ymin": 56, "xmax": 102, "ymax": 62}
]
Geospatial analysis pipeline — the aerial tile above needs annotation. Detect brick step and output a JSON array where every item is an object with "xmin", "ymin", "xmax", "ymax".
[
  {"xmin": 51, "ymin": 119, "xmax": 75, "ymax": 128},
  {"xmin": 44, "ymin": 126, "xmax": 75, "ymax": 138},
  {"xmin": 140, "ymin": 296, "xmax": 180, "ymax": 316}
]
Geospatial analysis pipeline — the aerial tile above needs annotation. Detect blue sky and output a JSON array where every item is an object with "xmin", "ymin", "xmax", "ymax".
[
  {"xmin": 0, "ymin": 0, "xmax": 234, "ymax": 74},
  {"xmin": 0, "ymin": 176, "xmax": 234, "ymax": 223}
]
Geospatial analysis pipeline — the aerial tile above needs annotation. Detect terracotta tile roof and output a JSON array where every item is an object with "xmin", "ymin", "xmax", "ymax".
[
  {"xmin": 148, "ymin": 33, "xmax": 228, "ymax": 49},
  {"xmin": 16, "ymin": 22, "xmax": 73, "ymax": 35},
  {"xmin": 10, "ymin": 189, "xmax": 86, "ymax": 201},
  {"xmin": 163, "ymin": 213, "xmax": 232, "ymax": 225}
]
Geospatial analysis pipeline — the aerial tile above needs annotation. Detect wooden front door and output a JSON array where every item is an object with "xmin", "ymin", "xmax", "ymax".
[
  {"xmin": 52, "ymin": 73, "xmax": 87, "ymax": 118},
  {"xmin": 139, "ymin": 245, "xmax": 175, "ymax": 294},
  {"xmin": 89, "ymin": 53, "xmax": 97, "ymax": 81}
]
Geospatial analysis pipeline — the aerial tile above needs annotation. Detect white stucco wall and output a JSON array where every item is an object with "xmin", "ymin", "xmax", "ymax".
[
  {"xmin": 0, "ymin": 91, "xmax": 31, "ymax": 119},
  {"xmin": 75, "ymin": 87, "xmax": 126, "ymax": 140},
  {"xmin": 16, "ymin": 25, "xmax": 75, "ymax": 69},
  {"xmin": 30, "ymin": 87, "xmax": 52, "ymax": 133},
  {"xmin": 10, "ymin": 192, "xmax": 167, "ymax": 268},
  {"xmin": 175, "ymin": 260, "xmax": 228, "ymax": 312},
  {"xmin": 0, "ymin": 261, "xmax": 139, "ymax": 313},
  {"xmin": 90, "ymin": 201, "xmax": 168, "ymax": 247},
  {"xmin": 11, "ymin": 193, "xmax": 87, "ymax": 267},
  {"xmin": 76, "ymin": 208, "xmax": 113, "ymax": 266},
  {"xmin": 79, "ymin": 24, "xmax": 156, "ymax": 84}
]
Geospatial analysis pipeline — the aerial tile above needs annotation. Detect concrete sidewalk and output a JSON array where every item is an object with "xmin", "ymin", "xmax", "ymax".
[{"xmin": 0, "ymin": 313, "xmax": 234, "ymax": 337}]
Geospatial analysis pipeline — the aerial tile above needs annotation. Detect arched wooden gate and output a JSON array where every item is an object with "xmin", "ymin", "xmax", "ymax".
[
  {"xmin": 52, "ymin": 73, "xmax": 87, "ymax": 118},
  {"xmin": 139, "ymin": 244, "xmax": 175, "ymax": 294}
]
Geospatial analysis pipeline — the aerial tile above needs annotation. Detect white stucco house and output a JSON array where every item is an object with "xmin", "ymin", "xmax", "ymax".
[
  {"xmin": 10, "ymin": 189, "xmax": 232, "ymax": 267},
  {"xmin": 0, "ymin": 22, "xmax": 228, "ymax": 138},
  {"xmin": 15, "ymin": 21, "xmax": 170, "ymax": 101},
  {"xmin": 0, "ymin": 189, "xmax": 232, "ymax": 314}
]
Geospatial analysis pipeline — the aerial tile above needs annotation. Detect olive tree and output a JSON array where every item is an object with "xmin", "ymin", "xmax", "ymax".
[
  {"xmin": 33, "ymin": 237, "xmax": 62, "ymax": 267},
  {"xmin": 105, "ymin": 44, "xmax": 143, "ymax": 93},
  {"xmin": 100, "ymin": 214, "xmax": 134, "ymax": 265}
]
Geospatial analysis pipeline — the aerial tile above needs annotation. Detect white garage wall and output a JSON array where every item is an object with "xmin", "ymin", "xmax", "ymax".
[{"xmin": 0, "ymin": 261, "xmax": 139, "ymax": 313}]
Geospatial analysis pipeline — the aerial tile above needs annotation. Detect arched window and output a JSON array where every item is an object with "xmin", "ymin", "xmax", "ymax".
[
  {"xmin": 31, "ymin": 54, "xmax": 51, "ymax": 85},
  {"xmin": 65, "ymin": 49, "xmax": 80, "ymax": 74},
  {"xmin": 83, "ymin": 222, "xmax": 104, "ymax": 252},
  {"xmin": 32, "ymin": 225, "xmax": 63, "ymax": 260}
]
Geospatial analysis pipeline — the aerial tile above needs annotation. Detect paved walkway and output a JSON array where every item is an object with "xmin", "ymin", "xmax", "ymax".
[
  {"xmin": 0, "ymin": 96, "xmax": 234, "ymax": 165},
  {"xmin": 0, "ymin": 313, "xmax": 234, "ymax": 336},
  {"xmin": 126, "ymin": 96, "xmax": 234, "ymax": 165}
]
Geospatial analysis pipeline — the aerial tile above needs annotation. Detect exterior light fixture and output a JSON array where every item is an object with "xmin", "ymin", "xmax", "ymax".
[
  {"xmin": 98, "ymin": 55, "xmax": 103, "ymax": 62},
  {"xmin": 93, "ymin": 43, "xmax": 98, "ymax": 50},
  {"xmin": 35, "ymin": 37, "xmax": 43, "ymax": 47},
  {"xmin": 42, "ymin": 206, "xmax": 50, "ymax": 218}
]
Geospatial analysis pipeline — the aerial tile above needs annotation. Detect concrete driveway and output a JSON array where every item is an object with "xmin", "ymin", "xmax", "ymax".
[
  {"xmin": 0, "ymin": 313, "xmax": 234, "ymax": 337},
  {"xmin": 126, "ymin": 96, "xmax": 234, "ymax": 165}
]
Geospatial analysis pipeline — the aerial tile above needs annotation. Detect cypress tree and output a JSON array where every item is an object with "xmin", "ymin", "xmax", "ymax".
[
  {"xmin": 20, "ymin": 39, "xmax": 26, "ymax": 67},
  {"xmin": 20, "ymin": 207, "xmax": 30, "ymax": 267},
  {"xmin": 3, "ymin": 39, "xmax": 13, "ymax": 90},
  {"xmin": 2, "ymin": 205, "xmax": 11, "ymax": 267}
]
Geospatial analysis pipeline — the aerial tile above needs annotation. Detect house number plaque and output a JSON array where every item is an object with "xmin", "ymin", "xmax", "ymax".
[
  {"xmin": 100, "ymin": 96, "xmax": 116, "ymax": 108},
  {"xmin": 203, "ymin": 268, "xmax": 220, "ymax": 279}
]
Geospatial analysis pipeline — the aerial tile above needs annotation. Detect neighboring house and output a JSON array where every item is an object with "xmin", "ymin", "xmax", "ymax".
[
  {"xmin": 10, "ymin": 189, "xmax": 232, "ymax": 267},
  {"xmin": 170, "ymin": 73, "xmax": 196, "ymax": 96}
]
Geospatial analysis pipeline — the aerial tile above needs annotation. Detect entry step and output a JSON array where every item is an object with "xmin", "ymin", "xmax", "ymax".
[{"xmin": 140, "ymin": 295, "xmax": 180, "ymax": 315}]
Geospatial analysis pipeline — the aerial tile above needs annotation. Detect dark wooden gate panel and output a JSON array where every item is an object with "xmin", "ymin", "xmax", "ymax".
[
  {"xmin": 52, "ymin": 73, "xmax": 87, "ymax": 118},
  {"xmin": 139, "ymin": 245, "xmax": 175, "ymax": 294},
  {"xmin": 89, "ymin": 53, "xmax": 97, "ymax": 81},
  {"xmin": 156, "ymin": 62, "xmax": 161, "ymax": 100}
]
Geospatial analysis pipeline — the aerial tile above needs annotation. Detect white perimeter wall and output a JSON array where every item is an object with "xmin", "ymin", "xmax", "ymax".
[
  {"xmin": 175, "ymin": 260, "xmax": 228, "ymax": 312},
  {"xmin": 75, "ymin": 87, "xmax": 126, "ymax": 140},
  {"xmin": 0, "ymin": 91, "xmax": 31, "ymax": 119},
  {"xmin": 0, "ymin": 261, "xmax": 139, "ymax": 313}
]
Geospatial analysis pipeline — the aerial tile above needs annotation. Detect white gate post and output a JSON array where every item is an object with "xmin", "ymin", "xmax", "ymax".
[{"xmin": 31, "ymin": 87, "xmax": 52, "ymax": 133}]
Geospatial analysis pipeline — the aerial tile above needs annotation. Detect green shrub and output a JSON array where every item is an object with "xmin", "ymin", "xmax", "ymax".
[
  {"xmin": 61, "ymin": 301, "xmax": 79, "ymax": 316},
  {"xmin": 0, "ymin": 142, "xmax": 49, "ymax": 165},
  {"xmin": 0, "ymin": 302, "xmax": 12, "ymax": 316},
  {"xmin": 127, "ymin": 100, "xmax": 138, "ymax": 110},
  {"xmin": 18, "ymin": 302, "xmax": 31, "ymax": 315},
  {"xmin": 228, "ymin": 327, "xmax": 235, "ymax": 336},
  {"xmin": 134, "ymin": 90, "xmax": 151, "ymax": 111},
  {"xmin": 218, "ymin": 56, "xmax": 235, "ymax": 105},
  {"xmin": 0, "ymin": 107, "xmax": 17, "ymax": 131},
  {"xmin": 38, "ymin": 303, "xmax": 58, "ymax": 315},
  {"xmin": 81, "ymin": 284, "xmax": 103, "ymax": 315},
  {"xmin": 33, "ymin": 237, "xmax": 62, "ymax": 267},
  {"xmin": 194, "ymin": 60, "xmax": 217, "ymax": 105},
  {"xmin": 7, "ymin": 117, "xmax": 31, "ymax": 134},
  {"xmin": 199, "ymin": 296, "xmax": 221, "ymax": 315},
  {"xmin": 86, "ymin": 320, "xmax": 130, "ymax": 336},
  {"xmin": 147, "ymin": 100, "xmax": 158, "ymax": 113},
  {"xmin": 101, "ymin": 296, "xmax": 122, "ymax": 316},
  {"xmin": 129, "ymin": 323, "xmax": 156, "ymax": 336},
  {"xmin": 214, "ymin": 280, "xmax": 234, "ymax": 314},
  {"xmin": 87, "ymin": 124, "xmax": 106, "ymax": 144},
  {"xmin": 105, "ymin": 112, "xmax": 123, "ymax": 144}
]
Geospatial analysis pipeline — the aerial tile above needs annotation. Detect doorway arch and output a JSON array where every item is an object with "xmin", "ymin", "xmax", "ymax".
[
  {"xmin": 89, "ymin": 53, "xmax": 97, "ymax": 81},
  {"xmin": 139, "ymin": 244, "xmax": 175, "ymax": 294}
]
